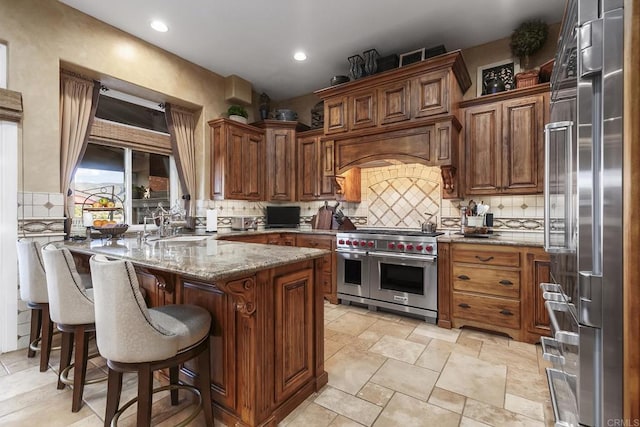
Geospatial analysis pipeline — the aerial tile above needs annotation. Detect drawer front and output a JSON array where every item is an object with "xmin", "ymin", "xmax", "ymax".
[
  {"xmin": 453, "ymin": 292, "xmax": 520, "ymax": 329},
  {"xmin": 452, "ymin": 246, "xmax": 520, "ymax": 267},
  {"xmin": 321, "ymin": 253, "xmax": 333, "ymax": 274},
  {"xmin": 296, "ymin": 235, "xmax": 333, "ymax": 250},
  {"xmin": 452, "ymin": 265, "xmax": 520, "ymax": 298}
]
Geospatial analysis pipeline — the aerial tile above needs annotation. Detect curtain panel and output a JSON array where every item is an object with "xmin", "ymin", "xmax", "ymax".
[
  {"xmin": 165, "ymin": 103, "xmax": 197, "ymax": 217},
  {"xmin": 59, "ymin": 72, "xmax": 100, "ymax": 233}
]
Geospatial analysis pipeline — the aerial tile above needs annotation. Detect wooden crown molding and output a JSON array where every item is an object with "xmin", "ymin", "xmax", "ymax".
[{"xmin": 0, "ymin": 88, "xmax": 23, "ymax": 122}]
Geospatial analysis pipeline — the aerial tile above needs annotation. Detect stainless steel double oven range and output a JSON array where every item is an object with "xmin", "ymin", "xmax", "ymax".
[{"xmin": 336, "ymin": 229, "xmax": 442, "ymax": 322}]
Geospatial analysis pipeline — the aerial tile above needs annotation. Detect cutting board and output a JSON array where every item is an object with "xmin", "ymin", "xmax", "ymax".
[{"xmin": 315, "ymin": 207, "xmax": 333, "ymax": 230}]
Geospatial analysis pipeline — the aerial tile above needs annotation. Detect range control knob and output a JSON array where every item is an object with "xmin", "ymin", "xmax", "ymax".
[
  {"xmin": 388, "ymin": 242, "xmax": 396, "ymax": 249},
  {"xmin": 352, "ymin": 240, "xmax": 359, "ymax": 246},
  {"xmin": 397, "ymin": 243, "xmax": 405, "ymax": 250},
  {"xmin": 406, "ymin": 244, "xmax": 414, "ymax": 250},
  {"xmin": 426, "ymin": 244, "xmax": 434, "ymax": 252},
  {"xmin": 368, "ymin": 241, "xmax": 375, "ymax": 247},
  {"xmin": 338, "ymin": 239, "xmax": 345, "ymax": 245},
  {"xmin": 360, "ymin": 241, "xmax": 367, "ymax": 247},
  {"xmin": 416, "ymin": 244, "xmax": 424, "ymax": 251},
  {"xmin": 346, "ymin": 240, "xmax": 352, "ymax": 245}
]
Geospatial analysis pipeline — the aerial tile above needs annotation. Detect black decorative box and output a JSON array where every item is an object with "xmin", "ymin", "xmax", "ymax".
[
  {"xmin": 425, "ymin": 45, "xmax": 447, "ymax": 59},
  {"xmin": 376, "ymin": 54, "xmax": 399, "ymax": 72}
]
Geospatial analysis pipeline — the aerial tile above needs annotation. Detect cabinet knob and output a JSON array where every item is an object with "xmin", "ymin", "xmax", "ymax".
[
  {"xmin": 457, "ymin": 275, "xmax": 470, "ymax": 280},
  {"xmin": 499, "ymin": 280, "xmax": 513, "ymax": 286},
  {"xmin": 458, "ymin": 303, "xmax": 471, "ymax": 309},
  {"xmin": 499, "ymin": 309, "xmax": 514, "ymax": 316},
  {"xmin": 475, "ymin": 255, "xmax": 494, "ymax": 262}
]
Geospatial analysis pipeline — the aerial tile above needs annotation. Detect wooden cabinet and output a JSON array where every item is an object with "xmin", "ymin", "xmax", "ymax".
[
  {"xmin": 135, "ymin": 268, "xmax": 177, "ymax": 308},
  {"xmin": 348, "ymin": 89, "xmax": 377, "ymax": 130},
  {"xmin": 443, "ymin": 242, "xmax": 551, "ymax": 344},
  {"xmin": 209, "ymin": 118, "xmax": 265, "ymax": 201},
  {"xmin": 461, "ymin": 85, "xmax": 549, "ymax": 195},
  {"xmin": 265, "ymin": 233, "xmax": 296, "ymax": 246},
  {"xmin": 297, "ymin": 130, "xmax": 341, "ymax": 201},
  {"xmin": 524, "ymin": 247, "xmax": 552, "ymax": 341},
  {"xmin": 378, "ymin": 80, "xmax": 411, "ymax": 124},
  {"xmin": 295, "ymin": 234, "xmax": 337, "ymax": 304},
  {"xmin": 324, "ymin": 97, "xmax": 348, "ymax": 135},
  {"xmin": 254, "ymin": 121, "xmax": 297, "ymax": 202},
  {"xmin": 412, "ymin": 69, "xmax": 450, "ymax": 118}
]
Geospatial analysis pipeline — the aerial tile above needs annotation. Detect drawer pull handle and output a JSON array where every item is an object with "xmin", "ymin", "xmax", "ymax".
[
  {"xmin": 458, "ymin": 303, "xmax": 471, "ymax": 309},
  {"xmin": 475, "ymin": 255, "xmax": 494, "ymax": 262},
  {"xmin": 457, "ymin": 275, "xmax": 470, "ymax": 280},
  {"xmin": 500, "ymin": 309, "xmax": 514, "ymax": 316},
  {"xmin": 499, "ymin": 280, "xmax": 514, "ymax": 286}
]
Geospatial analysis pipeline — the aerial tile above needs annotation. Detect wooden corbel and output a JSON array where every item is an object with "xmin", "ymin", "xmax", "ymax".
[
  {"xmin": 440, "ymin": 165, "xmax": 457, "ymax": 194},
  {"xmin": 217, "ymin": 277, "xmax": 256, "ymax": 317}
]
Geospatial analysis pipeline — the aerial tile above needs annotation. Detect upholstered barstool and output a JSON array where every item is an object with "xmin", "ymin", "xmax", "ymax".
[
  {"xmin": 89, "ymin": 255, "xmax": 214, "ymax": 427},
  {"xmin": 41, "ymin": 244, "xmax": 104, "ymax": 412},
  {"xmin": 16, "ymin": 240, "xmax": 55, "ymax": 372}
]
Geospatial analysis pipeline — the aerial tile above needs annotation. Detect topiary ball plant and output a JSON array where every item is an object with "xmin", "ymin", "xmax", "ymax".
[
  {"xmin": 227, "ymin": 105, "xmax": 248, "ymax": 118},
  {"xmin": 510, "ymin": 20, "xmax": 549, "ymax": 70}
]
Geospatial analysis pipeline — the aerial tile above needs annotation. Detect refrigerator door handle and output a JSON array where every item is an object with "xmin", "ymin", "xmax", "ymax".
[{"xmin": 578, "ymin": 271, "xmax": 603, "ymax": 327}]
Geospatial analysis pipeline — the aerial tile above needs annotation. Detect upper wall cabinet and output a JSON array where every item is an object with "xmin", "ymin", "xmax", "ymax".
[
  {"xmin": 254, "ymin": 120, "xmax": 297, "ymax": 202},
  {"xmin": 209, "ymin": 118, "xmax": 265, "ymax": 201},
  {"xmin": 315, "ymin": 51, "xmax": 470, "ymax": 183},
  {"xmin": 461, "ymin": 84, "xmax": 549, "ymax": 195}
]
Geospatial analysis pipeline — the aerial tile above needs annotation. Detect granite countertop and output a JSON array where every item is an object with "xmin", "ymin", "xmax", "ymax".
[
  {"xmin": 437, "ymin": 233, "xmax": 544, "ymax": 247},
  {"xmin": 62, "ymin": 237, "xmax": 328, "ymax": 282},
  {"xmin": 209, "ymin": 228, "xmax": 339, "ymax": 237}
]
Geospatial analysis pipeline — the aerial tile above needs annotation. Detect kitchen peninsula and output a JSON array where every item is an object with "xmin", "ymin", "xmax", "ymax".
[{"xmin": 63, "ymin": 237, "xmax": 329, "ymax": 427}]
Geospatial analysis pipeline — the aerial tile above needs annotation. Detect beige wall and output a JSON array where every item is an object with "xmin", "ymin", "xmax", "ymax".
[{"xmin": 0, "ymin": 0, "xmax": 246, "ymax": 199}]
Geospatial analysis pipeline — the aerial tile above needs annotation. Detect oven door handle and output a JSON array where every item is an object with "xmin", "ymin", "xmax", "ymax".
[
  {"xmin": 368, "ymin": 251, "xmax": 437, "ymax": 263},
  {"xmin": 336, "ymin": 249, "xmax": 368, "ymax": 256}
]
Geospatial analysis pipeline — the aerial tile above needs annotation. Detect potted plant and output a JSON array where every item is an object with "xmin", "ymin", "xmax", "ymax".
[
  {"xmin": 227, "ymin": 105, "xmax": 249, "ymax": 124},
  {"xmin": 510, "ymin": 20, "xmax": 548, "ymax": 71}
]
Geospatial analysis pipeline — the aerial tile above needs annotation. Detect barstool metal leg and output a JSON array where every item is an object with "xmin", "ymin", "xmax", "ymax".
[
  {"xmin": 27, "ymin": 307, "xmax": 42, "ymax": 358},
  {"xmin": 58, "ymin": 331, "xmax": 73, "ymax": 390},
  {"xmin": 137, "ymin": 365, "xmax": 153, "ymax": 426},
  {"xmin": 104, "ymin": 368, "xmax": 122, "ymax": 427},
  {"xmin": 40, "ymin": 304, "xmax": 54, "ymax": 372}
]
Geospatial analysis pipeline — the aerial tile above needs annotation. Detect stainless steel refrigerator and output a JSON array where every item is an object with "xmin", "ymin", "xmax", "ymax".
[{"xmin": 542, "ymin": 0, "xmax": 624, "ymax": 426}]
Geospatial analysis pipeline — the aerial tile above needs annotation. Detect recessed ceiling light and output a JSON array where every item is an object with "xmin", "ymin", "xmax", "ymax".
[
  {"xmin": 150, "ymin": 20, "xmax": 168, "ymax": 32},
  {"xmin": 294, "ymin": 51, "xmax": 307, "ymax": 61}
]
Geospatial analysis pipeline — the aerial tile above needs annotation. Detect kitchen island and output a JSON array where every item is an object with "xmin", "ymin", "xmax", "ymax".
[{"xmin": 62, "ymin": 236, "xmax": 329, "ymax": 427}]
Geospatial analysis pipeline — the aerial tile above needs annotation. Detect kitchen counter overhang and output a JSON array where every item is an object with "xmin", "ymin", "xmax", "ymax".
[{"xmin": 61, "ymin": 237, "xmax": 329, "ymax": 427}]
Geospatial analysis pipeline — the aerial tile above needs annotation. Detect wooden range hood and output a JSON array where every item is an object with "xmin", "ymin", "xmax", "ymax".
[{"xmin": 314, "ymin": 51, "xmax": 470, "ymax": 197}]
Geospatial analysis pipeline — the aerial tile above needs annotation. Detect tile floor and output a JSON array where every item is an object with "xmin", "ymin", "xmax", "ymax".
[{"xmin": 0, "ymin": 302, "xmax": 553, "ymax": 426}]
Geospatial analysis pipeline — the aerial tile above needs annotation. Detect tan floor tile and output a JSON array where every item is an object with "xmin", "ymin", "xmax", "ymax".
[
  {"xmin": 508, "ymin": 339, "xmax": 540, "ymax": 356},
  {"xmin": 428, "ymin": 387, "xmax": 466, "ymax": 414},
  {"xmin": 368, "ymin": 335, "xmax": 425, "ymax": 364},
  {"xmin": 314, "ymin": 386, "xmax": 382, "ymax": 427},
  {"xmin": 405, "ymin": 332, "xmax": 432, "ymax": 346},
  {"xmin": 0, "ymin": 365, "xmax": 58, "ymax": 403},
  {"xmin": 456, "ymin": 335, "xmax": 484, "ymax": 355},
  {"xmin": 414, "ymin": 338, "xmax": 478, "ymax": 372},
  {"xmin": 506, "ymin": 366, "xmax": 550, "ymax": 403},
  {"xmin": 329, "ymin": 415, "xmax": 366, "ymax": 426},
  {"xmin": 480, "ymin": 342, "xmax": 539, "ymax": 373},
  {"xmin": 325, "ymin": 308, "xmax": 347, "ymax": 322},
  {"xmin": 67, "ymin": 414, "xmax": 104, "ymax": 426},
  {"xmin": 325, "ymin": 346, "xmax": 386, "ymax": 395},
  {"xmin": 411, "ymin": 322, "xmax": 460, "ymax": 343},
  {"xmin": 282, "ymin": 402, "xmax": 337, "ymax": 427},
  {"xmin": 370, "ymin": 359, "xmax": 439, "ymax": 402},
  {"xmin": 280, "ymin": 399, "xmax": 312, "ymax": 426},
  {"xmin": 0, "ymin": 387, "xmax": 96, "ymax": 427},
  {"xmin": 459, "ymin": 328, "xmax": 510, "ymax": 346},
  {"xmin": 0, "ymin": 381, "xmax": 67, "ymax": 418},
  {"xmin": 505, "ymin": 393, "xmax": 545, "ymax": 421},
  {"xmin": 325, "ymin": 338, "xmax": 346, "ymax": 361},
  {"xmin": 360, "ymin": 319, "xmax": 415, "ymax": 340},
  {"xmin": 436, "ymin": 353, "xmax": 507, "ymax": 408},
  {"xmin": 463, "ymin": 398, "xmax": 545, "ymax": 427},
  {"xmin": 0, "ymin": 364, "xmax": 7, "ymax": 377},
  {"xmin": 356, "ymin": 382, "xmax": 394, "ymax": 407},
  {"xmin": 326, "ymin": 313, "xmax": 377, "ymax": 336},
  {"xmin": 459, "ymin": 416, "xmax": 492, "ymax": 426},
  {"xmin": 0, "ymin": 349, "xmax": 42, "ymax": 374},
  {"xmin": 373, "ymin": 392, "xmax": 460, "ymax": 427}
]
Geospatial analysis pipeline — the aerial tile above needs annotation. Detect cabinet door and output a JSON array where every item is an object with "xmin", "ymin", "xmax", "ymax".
[
  {"xmin": 274, "ymin": 268, "xmax": 314, "ymax": 404},
  {"xmin": 525, "ymin": 250, "xmax": 551, "ymax": 337},
  {"xmin": 324, "ymin": 97, "xmax": 348, "ymax": 134},
  {"xmin": 243, "ymin": 131, "xmax": 264, "ymax": 200},
  {"xmin": 135, "ymin": 268, "xmax": 176, "ymax": 308},
  {"xmin": 378, "ymin": 80, "xmax": 411, "ymax": 124},
  {"xmin": 501, "ymin": 95, "xmax": 544, "ymax": 194},
  {"xmin": 226, "ymin": 127, "xmax": 246, "ymax": 199},
  {"xmin": 297, "ymin": 136, "xmax": 319, "ymax": 201},
  {"xmin": 318, "ymin": 139, "xmax": 336, "ymax": 199},
  {"xmin": 412, "ymin": 70, "xmax": 449, "ymax": 118},
  {"xmin": 266, "ymin": 128, "xmax": 295, "ymax": 201},
  {"xmin": 464, "ymin": 104, "xmax": 502, "ymax": 194},
  {"xmin": 348, "ymin": 90, "xmax": 377, "ymax": 130}
]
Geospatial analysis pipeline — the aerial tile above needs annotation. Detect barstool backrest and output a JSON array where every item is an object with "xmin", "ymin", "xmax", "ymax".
[
  {"xmin": 41, "ymin": 244, "xmax": 95, "ymax": 325},
  {"xmin": 16, "ymin": 240, "xmax": 48, "ymax": 304},
  {"xmin": 89, "ymin": 255, "xmax": 179, "ymax": 363}
]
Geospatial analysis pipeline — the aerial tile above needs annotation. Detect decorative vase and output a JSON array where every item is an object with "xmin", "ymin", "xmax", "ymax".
[
  {"xmin": 483, "ymin": 76, "xmax": 505, "ymax": 95},
  {"xmin": 259, "ymin": 92, "xmax": 270, "ymax": 120},
  {"xmin": 348, "ymin": 55, "xmax": 364, "ymax": 80},
  {"xmin": 362, "ymin": 49, "xmax": 380, "ymax": 75}
]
